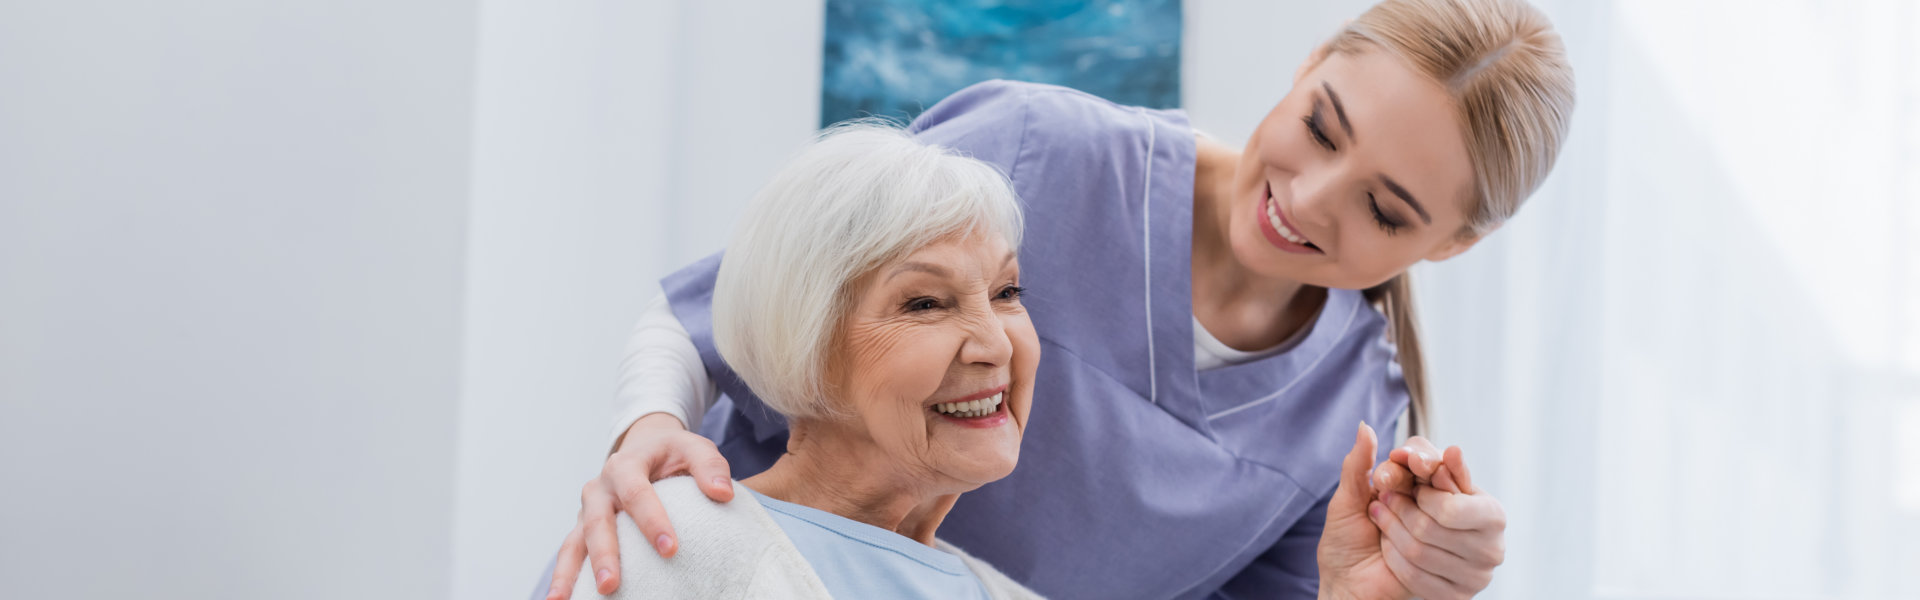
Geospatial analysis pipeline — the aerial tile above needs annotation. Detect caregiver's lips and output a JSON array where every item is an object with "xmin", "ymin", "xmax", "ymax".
[{"xmin": 1259, "ymin": 183, "xmax": 1322, "ymax": 255}]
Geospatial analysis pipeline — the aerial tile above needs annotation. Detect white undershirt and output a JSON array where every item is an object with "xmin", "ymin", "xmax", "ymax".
[
  {"xmin": 1191, "ymin": 312, "xmax": 1317, "ymax": 371},
  {"xmin": 613, "ymin": 286, "xmax": 1319, "ymax": 452}
]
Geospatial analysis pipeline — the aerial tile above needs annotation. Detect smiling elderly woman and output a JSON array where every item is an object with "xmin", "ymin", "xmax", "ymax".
[{"xmin": 568, "ymin": 123, "xmax": 1043, "ymax": 599}]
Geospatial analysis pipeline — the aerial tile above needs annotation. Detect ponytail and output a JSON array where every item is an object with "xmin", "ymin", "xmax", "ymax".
[
  {"xmin": 1337, "ymin": 0, "xmax": 1575, "ymax": 438},
  {"xmin": 1363, "ymin": 273, "xmax": 1427, "ymax": 437}
]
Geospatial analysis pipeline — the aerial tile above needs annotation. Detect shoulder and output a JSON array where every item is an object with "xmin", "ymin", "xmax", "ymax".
[
  {"xmin": 1332, "ymin": 288, "xmax": 1411, "ymax": 423},
  {"xmin": 910, "ymin": 79, "xmax": 1165, "ymax": 132},
  {"xmin": 1333, "ymin": 288, "xmax": 1391, "ymax": 344},
  {"xmin": 651, "ymin": 476, "xmax": 754, "ymax": 525},
  {"xmin": 571, "ymin": 478, "xmax": 828, "ymax": 599},
  {"xmin": 909, "ymin": 80, "xmax": 1190, "ymax": 181}
]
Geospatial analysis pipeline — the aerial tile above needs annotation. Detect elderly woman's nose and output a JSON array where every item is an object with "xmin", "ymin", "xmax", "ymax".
[{"xmin": 957, "ymin": 312, "xmax": 1015, "ymax": 367}]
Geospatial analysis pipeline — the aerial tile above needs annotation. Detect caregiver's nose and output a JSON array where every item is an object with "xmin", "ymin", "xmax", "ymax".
[{"xmin": 1289, "ymin": 169, "xmax": 1341, "ymax": 225}]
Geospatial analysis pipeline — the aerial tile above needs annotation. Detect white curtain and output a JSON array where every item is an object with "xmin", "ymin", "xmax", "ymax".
[{"xmin": 1418, "ymin": 1, "xmax": 1920, "ymax": 598}]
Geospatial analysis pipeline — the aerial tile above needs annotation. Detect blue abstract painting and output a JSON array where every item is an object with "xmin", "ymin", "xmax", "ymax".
[{"xmin": 821, "ymin": 0, "xmax": 1182, "ymax": 127}]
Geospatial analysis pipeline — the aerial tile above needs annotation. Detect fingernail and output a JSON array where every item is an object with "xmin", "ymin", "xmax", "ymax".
[
  {"xmin": 655, "ymin": 534, "xmax": 673, "ymax": 554},
  {"xmin": 1369, "ymin": 502, "xmax": 1383, "ymax": 519},
  {"xmin": 711, "ymin": 477, "xmax": 731, "ymax": 491},
  {"xmin": 596, "ymin": 568, "xmax": 610, "ymax": 585}
]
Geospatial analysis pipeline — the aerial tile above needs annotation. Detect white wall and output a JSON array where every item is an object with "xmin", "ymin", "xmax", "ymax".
[
  {"xmin": 0, "ymin": 1, "xmax": 475, "ymax": 598},
  {"xmin": 448, "ymin": 0, "xmax": 823, "ymax": 597},
  {"xmin": 1183, "ymin": 0, "xmax": 1374, "ymax": 146},
  {"xmin": 14, "ymin": 2, "xmax": 1904, "ymax": 599}
]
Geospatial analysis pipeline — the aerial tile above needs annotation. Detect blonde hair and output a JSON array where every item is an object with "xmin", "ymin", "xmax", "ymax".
[
  {"xmin": 1330, "ymin": 0, "xmax": 1576, "ymax": 435},
  {"xmin": 710, "ymin": 121, "xmax": 1023, "ymax": 421}
]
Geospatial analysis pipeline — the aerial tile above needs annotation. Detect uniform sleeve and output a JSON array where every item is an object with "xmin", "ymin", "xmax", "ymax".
[
  {"xmin": 1210, "ymin": 416, "xmax": 1401, "ymax": 599},
  {"xmin": 608, "ymin": 283, "xmax": 721, "ymax": 453},
  {"xmin": 909, "ymin": 80, "xmax": 1034, "ymax": 185}
]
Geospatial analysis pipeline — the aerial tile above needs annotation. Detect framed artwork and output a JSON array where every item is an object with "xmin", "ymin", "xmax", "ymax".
[{"xmin": 821, "ymin": 0, "xmax": 1182, "ymax": 127}]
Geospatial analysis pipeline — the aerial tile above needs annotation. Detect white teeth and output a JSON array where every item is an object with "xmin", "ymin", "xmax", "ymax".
[
  {"xmin": 933, "ymin": 392, "xmax": 1005, "ymax": 418},
  {"xmin": 1266, "ymin": 200, "xmax": 1310, "ymax": 245}
]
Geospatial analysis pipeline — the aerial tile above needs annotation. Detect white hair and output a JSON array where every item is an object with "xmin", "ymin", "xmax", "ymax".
[{"xmin": 710, "ymin": 121, "xmax": 1024, "ymax": 420}]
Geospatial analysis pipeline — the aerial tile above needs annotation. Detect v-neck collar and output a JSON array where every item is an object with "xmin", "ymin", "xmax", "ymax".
[{"xmin": 1141, "ymin": 120, "xmax": 1365, "ymax": 437}]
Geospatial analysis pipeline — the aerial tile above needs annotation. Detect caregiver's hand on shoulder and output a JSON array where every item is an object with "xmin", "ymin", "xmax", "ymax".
[
  {"xmin": 1366, "ymin": 437, "xmax": 1507, "ymax": 600},
  {"xmin": 545, "ymin": 413, "xmax": 735, "ymax": 600},
  {"xmin": 1316, "ymin": 423, "xmax": 1412, "ymax": 600}
]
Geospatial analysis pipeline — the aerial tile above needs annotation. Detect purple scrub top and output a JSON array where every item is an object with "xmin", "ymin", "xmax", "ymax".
[{"xmin": 663, "ymin": 80, "xmax": 1410, "ymax": 599}]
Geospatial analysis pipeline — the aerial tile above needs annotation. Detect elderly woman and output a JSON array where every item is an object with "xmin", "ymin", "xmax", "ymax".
[{"xmin": 563, "ymin": 123, "xmax": 1044, "ymax": 599}]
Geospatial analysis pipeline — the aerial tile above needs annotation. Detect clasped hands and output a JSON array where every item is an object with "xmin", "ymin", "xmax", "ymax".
[{"xmin": 1318, "ymin": 424, "xmax": 1507, "ymax": 600}]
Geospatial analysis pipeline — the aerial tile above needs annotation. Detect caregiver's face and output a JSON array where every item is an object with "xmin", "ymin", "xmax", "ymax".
[
  {"xmin": 1229, "ymin": 48, "xmax": 1481, "ymax": 290},
  {"xmin": 829, "ymin": 232, "xmax": 1039, "ymax": 489}
]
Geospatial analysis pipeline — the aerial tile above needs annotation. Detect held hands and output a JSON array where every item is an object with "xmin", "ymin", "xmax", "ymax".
[
  {"xmin": 1369, "ymin": 438, "xmax": 1506, "ymax": 599},
  {"xmin": 546, "ymin": 413, "xmax": 736, "ymax": 600},
  {"xmin": 1319, "ymin": 425, "xmax": 1506, "ymax": 600}
]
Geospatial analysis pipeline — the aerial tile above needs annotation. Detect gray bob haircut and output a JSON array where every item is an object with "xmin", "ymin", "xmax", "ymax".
[{"xmin": 710, "ymin": 120, "xmax": 1024, "ymax": 420}]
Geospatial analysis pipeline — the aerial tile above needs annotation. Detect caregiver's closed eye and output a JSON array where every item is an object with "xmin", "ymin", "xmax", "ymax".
[{"xmin": 1297, "ymin": 84, "xmax": 1416, "ymax": 237}]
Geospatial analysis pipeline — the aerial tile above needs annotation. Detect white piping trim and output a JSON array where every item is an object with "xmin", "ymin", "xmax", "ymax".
[
  {"xmin": 1204, "ymin": 296, "xmax": 1362, "ymax": 420},
  {"xmin": 1139, "ymin": 108, "xmax": 1159, "ymax": 404}
]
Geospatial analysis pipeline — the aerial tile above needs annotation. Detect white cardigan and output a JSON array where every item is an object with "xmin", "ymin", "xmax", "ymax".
[{"xmin": 570, "ymin": 477, "xmax": 1044, "ymax": 600}]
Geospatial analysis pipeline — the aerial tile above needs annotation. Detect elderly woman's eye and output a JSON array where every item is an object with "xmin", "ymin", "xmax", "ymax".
[
  {"xmin": 904, "ymin": 297, "xmax": 941, "ymax": 312},
  {"xmin": 995, "ymin": 285, "xmax": 1025, "ymax": 301}
]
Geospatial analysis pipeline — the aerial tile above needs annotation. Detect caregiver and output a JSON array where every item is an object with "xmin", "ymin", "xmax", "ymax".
[{"xmin": 554, "ymin": 0, "xmax": 1573, "ymax": 597}]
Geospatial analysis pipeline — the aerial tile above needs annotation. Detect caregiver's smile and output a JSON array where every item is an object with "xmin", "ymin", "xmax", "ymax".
[
  {"xmin": 1227, "ymin": 50, "xmax": 1483, "ymax": 291},
  {"xmin": 1259, "ymin": 181, "xmax": 1322, "ymax": 255}
]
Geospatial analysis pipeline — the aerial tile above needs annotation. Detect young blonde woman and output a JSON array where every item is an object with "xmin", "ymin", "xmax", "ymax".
[{"xmin": 549, "ymin": 0, "xmax": 1574, "ymax": 598}]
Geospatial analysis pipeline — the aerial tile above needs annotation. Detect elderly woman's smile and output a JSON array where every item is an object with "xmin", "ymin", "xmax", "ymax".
[
  {"xmin": 827, "ymin": 232, "xmax": 1038, "ymax": 487},
  {"xmin": 928, "ymin": 386, "xmax": 1007, "ymax": 423},
  {"xmin": 568, "ymin": 123, "xmax": 1047, "ymax": 599}
]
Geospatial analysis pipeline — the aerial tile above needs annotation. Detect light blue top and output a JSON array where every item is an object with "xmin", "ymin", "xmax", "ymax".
[{"xmin": 747, "ymin": 488, "xmax": 990, "ymax": 600}]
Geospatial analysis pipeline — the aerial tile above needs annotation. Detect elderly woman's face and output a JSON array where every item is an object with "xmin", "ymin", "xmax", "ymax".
[{"xmin": 826, "ymin": 232, "xmax": 1040, "ymax": 489}]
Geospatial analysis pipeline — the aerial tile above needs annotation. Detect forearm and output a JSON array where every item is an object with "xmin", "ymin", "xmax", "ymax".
[{"xmin": 610, "ymin": 286, "xmax": 720, "ymax": 453}]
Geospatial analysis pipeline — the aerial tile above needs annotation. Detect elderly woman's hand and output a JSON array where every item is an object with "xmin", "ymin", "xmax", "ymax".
[
  {"xmin": 1366, "ymin": 438, "xmax": 1507, "ymax": 600},
  {"xmin": 545, "ymin": 413, "xmax": 736, "ymax": 600}
]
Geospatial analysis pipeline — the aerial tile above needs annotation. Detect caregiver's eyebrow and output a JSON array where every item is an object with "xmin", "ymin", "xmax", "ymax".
[
  {"xmin": 1322, "ymin": 82, "xmax": 1353, "ymax": 138},
  {"xmin": 1379, "ymin": 175, "xmax": 1432, "ymax": 224}
]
